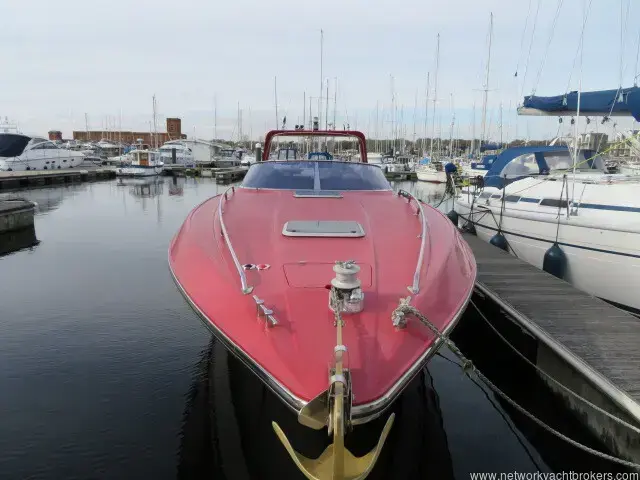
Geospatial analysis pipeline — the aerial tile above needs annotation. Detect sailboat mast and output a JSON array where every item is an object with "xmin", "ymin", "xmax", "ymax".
[
  {"xmin": 499, "ymin": 102, "xmax": 503, "ymax": 145},
  {"xmin": 412, "ymin": 89, "xmax": 418, "ymax": 149},
  {"xmin": 480, "ymin": 13, "xmax": 493, "ymax": 150},
  {"xmin": 471, "ymin": 102, "xmax": 476, "ymax": 156},
  {"xmin": 152, "ymin": 94, "xmax": 158, "ymax": 148},
  {"xmin": 423, "ymin": 72, "xmax": 430, "ymax": 156},
  {"xmin": 571, "ymin": 4, "xmax": 585, "ymax": 209},
  {"xmin": 325, "ymin": 79, "xmax": 330, "ymax": 130},
  {"xmin": 375, "ymin": 101, "xmax": 379, "ymax": 153},
  {"xmin": 214, "ymin": 95, "xmax": 218, "ymax": 140},
  {"xmin": 303, "ymin": 91, "xmax": 306, "ymax": 129},
  {"xmin": 333, "ymin": 77, "xmax": 337, "ymax": 131},
  {"xmin": 319, "ymin": 29, "xmax": 324, "ymax": 133},
  {"xmin": 390, "ymin": 75, "xmax": 395, "ymax": 155},
  {"xmin": 449, "ymin": 93, "xmax": 454, "ymax": 157},
  {"xmin": 430, "ymin": 34, "xmax": 440, "ymax": 159},
  {"xmin": 274, "ymin": 77, "xmax": 279, "ymax": 128}
]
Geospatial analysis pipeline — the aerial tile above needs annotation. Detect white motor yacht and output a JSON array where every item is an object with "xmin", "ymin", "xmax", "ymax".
[{"xmin": 0, "ymin": 133, "xmax": 85, "ymax": 171}]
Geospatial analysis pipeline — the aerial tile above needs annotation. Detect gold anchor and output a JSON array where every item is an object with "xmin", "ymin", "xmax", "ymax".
[{"xmin": 272, "ymin": 292, "xmax": 394, "ymax": 480}]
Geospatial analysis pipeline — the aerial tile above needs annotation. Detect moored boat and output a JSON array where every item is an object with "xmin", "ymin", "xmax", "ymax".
[
  {"xmin": 115, "ymin": 150, "xmax": 163, "ymax": 177},
  {"xmin": 454, "ymin": 143, "xmax": 640, "ymax": 313},
  {"xmin": 169, "ymin": 129, "xmax": 476, "ymax": 479}
]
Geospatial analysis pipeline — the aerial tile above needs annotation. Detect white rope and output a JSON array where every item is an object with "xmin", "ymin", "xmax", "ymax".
[
  {"xmin": 519, "ymin": 0, "xmax": 542, "ymax": 99},
  {"xmin": 393, "ymin": 300, "xmax": 640, "ymax": 470},
  {"xmin": 563, "ymin": 0, "xmax": 594, "ymax": 95},
  {"xmin": 514, "ymin": 0, "xmax": 534, "ymax": 77},
  {"xmin": 469, "ymin": 299, "xmax": 640, "ymax": 436},
  {"xmin": 531, "ymin": 0, "xmax": 565, "ymax": 95},
  {"xmin": 635, "ymin": 29, "xmax": 640, "ymax": 87}
]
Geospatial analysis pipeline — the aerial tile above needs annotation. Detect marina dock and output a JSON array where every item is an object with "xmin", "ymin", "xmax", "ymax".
[
  {"xmin": 0, "ymin": 166, "xmax": 116, "ymax": 191},
  {"xmin": 384, "ymin": 171, "xmax": 417, "ymax": 181},
  {"xmin": 0, "ymin": 199, "xmax": 35, "ymax": 234},
  {"xmin": 163, "ymin": 165, "xmax": 248, "ymax": 184},
  {"xmin": 462, "ymin": 232, "xmax": 640, "ymax": 462}
]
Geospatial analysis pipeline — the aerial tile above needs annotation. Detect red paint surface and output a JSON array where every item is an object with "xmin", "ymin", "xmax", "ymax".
[{"xmin": 169, "ymin": 189, "xmax": 476, "ymax": 405}]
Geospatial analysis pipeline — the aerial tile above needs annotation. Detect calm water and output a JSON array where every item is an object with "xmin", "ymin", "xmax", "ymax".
[{"xmin": 0, "ymin": 177, "xmax": 625, "ymax": 479}]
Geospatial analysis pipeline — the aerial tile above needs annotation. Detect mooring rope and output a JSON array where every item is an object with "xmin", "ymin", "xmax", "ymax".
[
  {"xmin": 391, "ymin": 298, "xmax": 640, "ymax": 470},
  {"xmin": 469, "ymin": 299, "xmax": 640, "ymax": 436}
]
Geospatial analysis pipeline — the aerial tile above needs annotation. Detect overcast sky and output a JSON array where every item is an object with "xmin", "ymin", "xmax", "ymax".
[{"xmin": 1, "ymin": 0, "xmax": 639, "ymax": 141}]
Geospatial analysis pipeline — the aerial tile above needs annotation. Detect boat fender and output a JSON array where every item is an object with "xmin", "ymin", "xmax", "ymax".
[
  {"xmin": 542, "ymin": 243, "xmax": 567, "ymax": 280},
  {"xmin": 446, "ymin": 209, "xmax": 459, "ymax": 225},
  {"xmin": 489, "ymin": 232, "xmax": 509, "ymax": 252},
  {"xmin": 444, "ymin": 162, "xmax": 457, "ymax": 174},
  {"xmin": 462, "ymin": 221, "xmax": 476, "ymax": 235}
]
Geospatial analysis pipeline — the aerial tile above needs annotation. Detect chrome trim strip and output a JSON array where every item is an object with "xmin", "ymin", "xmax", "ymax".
[
  {"xmin": 217, "ymin": 186, "xmax": 253, "ymax": 294},
  {"xmin": 168, "ymin": 246, "xmax": 475, "ymax": 425},
  {"xmin": 397, "ymin": 189, "xmax": 428, "ymax": 295}
]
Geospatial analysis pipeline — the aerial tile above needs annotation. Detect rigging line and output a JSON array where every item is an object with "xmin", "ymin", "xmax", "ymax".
[
  {"xmin": 563, "ymin": 0, "xmax": 594, "ymax": 95},
  {"xmin": 635, "ymin": 29, "xmax": 640, "ymax": 87},
  {"xmin": 519, "ymin": 0, "xmax": 542, "ymax": 99},
  {"xmin": 514, "ymin": 0, "xmax": 534, "ymax": 77},
  {"xmin": 531, "ymin": 0, "xmax": 565, "ymax": 95},
  {"xmin": 554, "ymin": 174, "xmax": 566, "ymax": 243},
  {"xmin": 618, "ymin": 0, "xmax": 631, "ymax": 89}
]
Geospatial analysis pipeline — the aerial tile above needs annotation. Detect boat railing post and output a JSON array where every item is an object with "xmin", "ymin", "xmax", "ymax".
[{"xmin": 171, "ymin": 148, "xmax": 176, "ymax": 164}]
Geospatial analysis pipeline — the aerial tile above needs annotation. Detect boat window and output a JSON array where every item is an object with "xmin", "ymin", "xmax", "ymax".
[
  {"xmin": 478, "ymin": 192, "xmax": 492, "ymax": 199},
  {"xmin": 543, "ymin": 151, "xmax": 573, "ymax": 171},
  {"xmin": 539, "ymin": 198, "xmax": 568, "ymax": 208},
  {"xmin": 0, "ymin": 133, "xmax": 31, "ymax": 157},
  {"xmin": 42, "ymin": 142, "xmax": 59, "ymax": 149},
  {"xmin": 501, "ymin": 153, "xmax": 539, "ymax": 177},
  {"xmin": 504, "ymin": 195, "xmax": 521, "ymax": 202},
  {"xmin": 242, "ymin": 161, "xmax": 391, "ymax": 191}
]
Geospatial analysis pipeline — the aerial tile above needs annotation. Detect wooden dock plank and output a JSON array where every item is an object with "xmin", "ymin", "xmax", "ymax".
[{"xmin": 462, "ymin": 232, "xmax": 640, "ymax": 404}]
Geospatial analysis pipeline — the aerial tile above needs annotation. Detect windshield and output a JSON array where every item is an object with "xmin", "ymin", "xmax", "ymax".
[
  {"xmin": 0, "ymin": 134, "xmax": 31, "ymax": 157},
  {"xmin": 242, "ymin": 161, "xmax": 391, "ymax": 191}
]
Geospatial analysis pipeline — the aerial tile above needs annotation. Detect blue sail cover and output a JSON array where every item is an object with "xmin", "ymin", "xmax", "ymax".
[
  {"xmin": 522, "ymin": 87, "xmax": 640, "ymax": 121},
  {"xmin": 483, "ymin": 145, "xmax": 569, "ymax": 189},
  {"xmin": 480, "ymin": 143, "xmax": 504, "ymax": 152}
]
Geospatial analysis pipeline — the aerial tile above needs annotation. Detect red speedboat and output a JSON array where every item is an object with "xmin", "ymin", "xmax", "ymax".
[{"xmin": 169, "ymin": 129, "xmax": 476, "ymax": 480}]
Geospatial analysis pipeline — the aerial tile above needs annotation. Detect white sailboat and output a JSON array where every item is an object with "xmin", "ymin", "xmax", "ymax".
[{"xmin": 454, "ymin": 11, "xmax": 640, "ymax": 312}]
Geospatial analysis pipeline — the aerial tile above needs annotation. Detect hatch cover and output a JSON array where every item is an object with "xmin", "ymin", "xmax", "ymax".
[{"xmin": 282, "ymin": 220, "xmax": 365, "ymax": 238}]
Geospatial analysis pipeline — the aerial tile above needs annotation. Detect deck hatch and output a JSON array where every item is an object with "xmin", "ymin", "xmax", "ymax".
[
  {"xmin": 282, "ymin": 220, "xmax": 365, "ymax": 237},
  {"xmin": 293, "ymin": 190, "xmax": 343, "ymax": 198}
]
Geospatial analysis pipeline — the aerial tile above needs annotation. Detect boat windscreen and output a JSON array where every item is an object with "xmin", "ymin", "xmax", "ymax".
[
  {"xmin": 242, "ymin": 161, "xmax": 391, "ymax": 191},
  {"xmin": 0, "ymin": 134, "xmax": 31, "ymax": 157}
]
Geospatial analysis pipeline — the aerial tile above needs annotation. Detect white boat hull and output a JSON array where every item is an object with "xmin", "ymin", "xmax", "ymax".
[
  {"xmin": 115, "ymin": 165, "xmax": 163, "ymax": 177},
  {"xmin": 0, "ymin": 151, "xmax": 85, "ymax": 171},
  {"xmin": 416, "ymin": 169, "xmax": 447, "ymax": 183},
  {"xmin": 455, "ymin": 199, "xmax": 640, "ymax": 311}
]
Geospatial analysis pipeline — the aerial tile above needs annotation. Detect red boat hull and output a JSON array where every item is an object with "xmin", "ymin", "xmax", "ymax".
[{"xmin": 169, "ymin": 188, "xmax": 476, "ymax": 423}]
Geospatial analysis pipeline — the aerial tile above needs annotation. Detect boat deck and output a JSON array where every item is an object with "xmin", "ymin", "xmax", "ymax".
[{"xmin": 461, "ymin": 232, "xmax": 640, "ymax": 415}]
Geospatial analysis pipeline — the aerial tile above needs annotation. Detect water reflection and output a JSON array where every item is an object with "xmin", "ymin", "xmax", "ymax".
[
  {"xmin": 0, "ymin": 225, "xmax": 39, "ymax": 257},
  {"xmin": 177, "ymin": 339, "xmax": 455, "ymax": 480},
  {"xmin": 117, "ymin": 177, "xmax": 165, "ymax": 198},
  {"xmin": 169, "ymin": 177, "xmax": 185, "ymax": 197},
  {"xmin": 0, "ymin": 185, "xmax": 86, "ymax": 214}
]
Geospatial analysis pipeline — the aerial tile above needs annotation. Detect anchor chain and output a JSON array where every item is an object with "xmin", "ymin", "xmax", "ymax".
[{"xmin": 391, "ymin": 298, "xmax": 640, "ymax": 470}]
